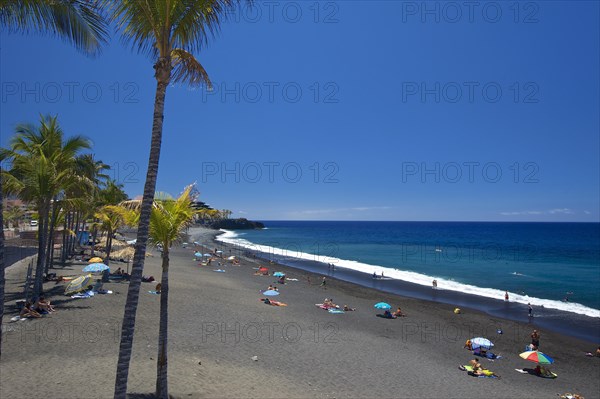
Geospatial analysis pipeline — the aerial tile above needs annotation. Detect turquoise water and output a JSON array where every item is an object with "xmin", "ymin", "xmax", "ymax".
[{"xmin": 218, "ymin": 221, "xmax": 600, "ymax": 317}]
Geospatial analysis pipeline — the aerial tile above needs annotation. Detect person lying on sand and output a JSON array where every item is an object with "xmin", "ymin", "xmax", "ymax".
[
  {"xmin": 343, "ymin": 305, "xmax": 356, "ymax": 311},
  {"xmin": 585, "ymin": 346, "xmax": 600, "ymax": 357},
  {"xmin": 260, "ymin": 298, "xmax": 287, "ymax": 306},
  {"xmin": 393, "ymin": 307, "xmax": 406, "ymax": 317},
  {"xmin": 383, "ymin": 309, "xmax": 397, "ymax": 319},
  {"xmin": 20, "ymin": 302, "xmax": 42, "ymax": 318},
  {"xmin": 461, "ymin": 359, "xmax": 500, "ymax": 378}
]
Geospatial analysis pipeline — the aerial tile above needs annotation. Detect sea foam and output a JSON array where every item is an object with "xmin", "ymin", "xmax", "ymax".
[{"xmin": 217, "ymin": 229, "xmax": 600, "ymax": 318}]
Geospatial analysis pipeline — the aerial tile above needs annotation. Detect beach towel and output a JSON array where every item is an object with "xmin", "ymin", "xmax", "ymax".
[
  {"xmin": 287, "ymin": 278, "xmax": 299, "ymax": 281},
  {"xmin": 148, "ymin": 291, "xmax": 160, "ymax": 295},
  {"xmin": 71, "ymin": 291, "xmax": 94, "ymax": 299},
  {"xmin": 328, "ymin": 309, "xmax": 345, "ymax": 314},
  {"xmin": 213, "ymin": 269, "xmax": 226, "ymax": 273}
]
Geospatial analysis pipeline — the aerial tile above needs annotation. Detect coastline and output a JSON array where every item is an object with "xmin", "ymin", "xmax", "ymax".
[
  {"xmin": 211, "ymin": 228, "xmax": 600, "ymax": 344},
  {"xmin": 0, "ymin": 225, "xmax": 598, "ymax": 398}
]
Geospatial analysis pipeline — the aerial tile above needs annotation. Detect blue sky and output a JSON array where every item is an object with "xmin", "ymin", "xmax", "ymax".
[{"xmin": 1, "ymin": 1, "xmax": 598, "ymax": 222}]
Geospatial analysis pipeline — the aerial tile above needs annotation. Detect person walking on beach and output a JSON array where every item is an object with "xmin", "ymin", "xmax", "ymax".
[
  {"xmin": 320, "ymin": 276, "xmax": 327, "ymax": 289},
  {"xmin": 505, "ymin": 291, "xmax": 509, "ymax": 301},
  {"xmin": 432, "ymin": 279, "xmax": 438, "ymax": 289},
  {"xmin": 528, "ymin": 302, "xmax": 533, "ymax": 317}
]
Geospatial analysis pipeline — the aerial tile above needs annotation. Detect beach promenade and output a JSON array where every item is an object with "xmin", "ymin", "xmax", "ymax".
[{"xmin": 1, "ymin": 228, "xmax": 599, "ymax": 398}]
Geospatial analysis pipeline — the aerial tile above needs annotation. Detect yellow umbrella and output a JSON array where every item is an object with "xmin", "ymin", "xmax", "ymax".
[
  {"xmin": 65, "ymin": 274, "xmax": 93, "ymax": 295},
  {"xmin": 89, "ymin": 257, "xmax": 103, "ymax": 263}
]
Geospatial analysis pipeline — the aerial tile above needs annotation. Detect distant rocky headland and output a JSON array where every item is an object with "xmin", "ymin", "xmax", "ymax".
[{"xmin": 206, "ymin": 218, "xmax": 265, "ymax": 230}]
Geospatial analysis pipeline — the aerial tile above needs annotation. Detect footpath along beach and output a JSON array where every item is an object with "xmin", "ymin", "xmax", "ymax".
[{"xmin": 1, "ymin": 227, "xmax": 599, "ymax": 398}]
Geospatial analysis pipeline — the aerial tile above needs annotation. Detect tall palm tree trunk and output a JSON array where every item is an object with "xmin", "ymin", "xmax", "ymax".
[
  {"xmin": 61, "ymin": 212, "xmax": 69, "ymax": 263},
  {"xmin": 156, "ymin": 248, "xmax": 170, "ymax": 398},
  {"xmin": 0, "ymin": 170, "xmax": 6, "ymax": 358},
  {"xmin": 33, "ymin": 201, "xmax": 50, "ymax": 298},
  {"xmin": 105, "ymin": 230, "xmax": 113, "ymax": 266},
  {"xmin": 114, "ymin": 71, "xmax": 169, "ymax": 399},
  {"xmin": 71, "ymin": 211, "xmax": 81, "ymax": 257},
  {"xmin": 74, "ymin": 211, "xmax": 81, "ymax": 254},
  {"xmin": 45, "ymin": 200, "xmax": 60, "ymax": 273}
]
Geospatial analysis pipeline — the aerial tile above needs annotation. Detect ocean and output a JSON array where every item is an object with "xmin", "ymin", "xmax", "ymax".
[{"xmin": 216, "ymin": 221, "xmax": 600, "ymax": 320}]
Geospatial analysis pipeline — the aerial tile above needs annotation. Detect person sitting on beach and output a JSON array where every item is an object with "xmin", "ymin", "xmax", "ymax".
[
  {"xmin": 20, "ymin": 302, "xmax": 42, "ymax": 318},
  {"xmin": 267, "ymin": 285, "xmax": 274, "ymax": 291},
  {"xmin": 155, "ymin": 283, "xmax": 162, "ymax": 294},
  {"xmin": 323, "ymin": 298, "xmax": 339, "ymax": 309},
  {"xmin": 393, "ymin": 307, "xmax": 406, "ymax": 317},
  {"xmin": 115, "ymin": 267, "xmax": 123, "ymax": 275},
  {"xmin": 343, "ymin": 304, "xmax": 356, "ymax": 311},
  {"xmin": 35, "ymin": 296, "xmax": 56, "ymax": 313},
  {"xmin": 534, "ymin": 365, "xmax": 552, "ymax": 377},
  {"xmin": 464, "ymin": 339, "xmax": 473, "ymax": 350},
  {"xmin": 278, "ymin": 276, "xmax": 285, "ymax": 284},
  {"xmin": 531, "ymin": 330, "xmax": 540, "ymax": 350}
]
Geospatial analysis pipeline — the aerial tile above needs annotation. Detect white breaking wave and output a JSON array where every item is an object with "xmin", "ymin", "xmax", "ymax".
[{"xmin": 217, "ymin": 230, "xmax": 600, "ymax": 318}]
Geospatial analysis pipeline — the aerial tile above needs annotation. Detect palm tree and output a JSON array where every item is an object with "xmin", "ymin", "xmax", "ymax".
[
  {"xmin": 3, "ymin": 205, "xmax": 25, "ymax": 228},
  {"xmin": 121, "ymin": 185, "xmax": 196, "ymax": 397},
  {"xmin": 0, "ymin": 165, "xmax": 5, "ymax": 359},
  {"xmin": 0, "ymin": 0, "xmax": 107, "ymax": 360},
  {"xmin": 1, "ymin": 115, "xmax": 92, "ymax": 299},
  {"xmin": 0, "ymin": 0, "xmax": 108, "ymax": 55},
  {"xmin": 93, "ymin": 205, "xmax": 126, "ymax": 265},
  {"xmin": 104, "ymin": 2, "xmax": 243, "ymax": 397}
]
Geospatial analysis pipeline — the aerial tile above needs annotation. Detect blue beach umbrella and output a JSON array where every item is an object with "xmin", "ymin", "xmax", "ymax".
[
  {"xmin": 262, "ymin": 290, "xmax": 280, "ymax": 296},
  {"xmin": 374, "ymin": 302, "xmax": 391, "ymax": 310},
  {"xmin": 273, "ymin": 272, "xmax": 285, "ymax": 277},
  {"xmin": 471, "ymin": 337, "xmax": 494, "ymax": 350},
  {"xmin": 194, "ymin": 252, "xmax": 202, "ymax": 257},
  {"xmin": 82, "ymin": 263, "xmax": 110, "ymax": 273}
]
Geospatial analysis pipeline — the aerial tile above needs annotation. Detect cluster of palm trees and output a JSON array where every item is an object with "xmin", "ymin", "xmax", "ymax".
[
  {"xmin": 0, "ymin": 1, "xmax": 246, "ymax": 397},
  {"xmin": 1, "ymin": 115, "xmax": 128, "ymax": 298}
]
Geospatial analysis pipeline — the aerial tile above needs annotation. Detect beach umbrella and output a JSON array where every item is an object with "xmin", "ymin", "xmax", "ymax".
[
  {"xmin": 82, "ymin": 263, "xmax": 110, "ymax": 273},
  {"xmin": 519, "ymin": 351, "xmax": 554, "ymax": 365},
  {"xmin": 374, "ymin": 302, "xmax": 391, "ymax": 310},
  {"xmin": 194, "ymin": 252, "xmax": 202, "ymax": 257},
  {"xmin": 203, "ymin": 253, "xmax": 212, "ymax": 257},
  {"xmin": 65, "ymin": 274, "xmax": 93, "ymax": 295},
  {"xmin": 471, "ymin": 337, "xmax": 494, "ymax": 350},
  {"xmin": 273, "ymin": 272, "xmax": 285, "ymax": 277},
  {"xmin": 262, "ymin": 290, "xmax": 280, "ymax": 296},
  {"xmin": 227, "ymin": 256, "xmax": 236, "ymax": 260},
  {"xmin": 88, "ymin": 257, "xmax": 103, "ymax": 263}
]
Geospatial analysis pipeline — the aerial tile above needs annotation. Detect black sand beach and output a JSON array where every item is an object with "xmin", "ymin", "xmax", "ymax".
[{"xmin": 1, "ymin": 227, "xmax": 599, "ymax": 398}]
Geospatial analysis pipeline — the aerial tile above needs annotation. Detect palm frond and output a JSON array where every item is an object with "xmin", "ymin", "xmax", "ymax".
[
  {"xmin": 171, "ymin": 48, "xmax": 211, "ymax": 88},
  {"xmin": 0, "ymin": 0, "xmax": 108, "ymax": 56}
]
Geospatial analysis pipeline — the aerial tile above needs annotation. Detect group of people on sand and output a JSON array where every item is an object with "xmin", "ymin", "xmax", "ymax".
[{"xmin": 19, "ymin": 296, "xmax": 56, "ymax": 319}]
